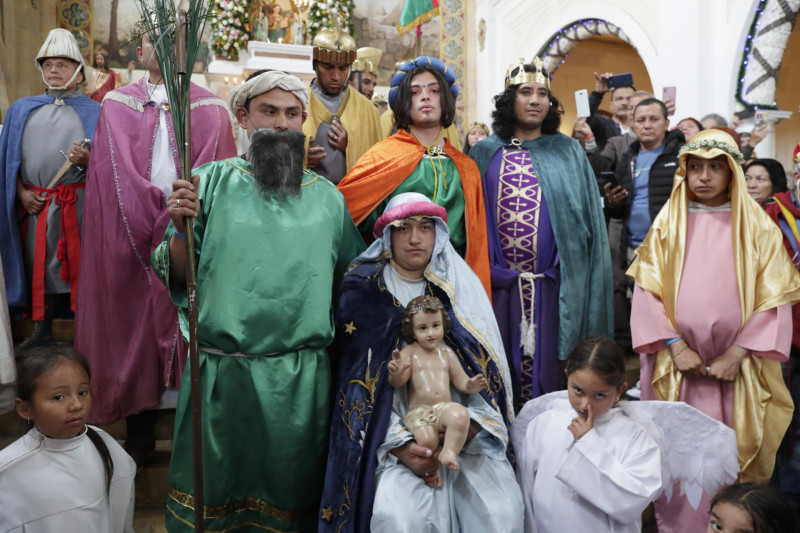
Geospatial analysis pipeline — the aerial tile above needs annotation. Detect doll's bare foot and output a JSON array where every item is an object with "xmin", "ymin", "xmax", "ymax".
[
  {"xmin": 439, "ymin": 449, "xmax": 460, "ymax": 470},
  {"xmin": 424, "ymin": 472, "xmax": 442, "ymax": 488}
]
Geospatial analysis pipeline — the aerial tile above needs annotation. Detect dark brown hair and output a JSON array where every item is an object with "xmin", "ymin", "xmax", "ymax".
[
  {"xmin": 401, "ymin": 295, "xmax": 451, "ymax": 344},
  {"xmin": 710, "ymin": 482, "xmax": 799, "ymax": 533},
  {"xmin": 15, "ymin": 346, "xmax": 114, "ymax": 495},
  {"xmin": 391, "ymin": 65, "xmax": 456, "ymax": 132},
  {"xmin": 563, "ymin": 336, "xmax": 626, "ymax": 389}
]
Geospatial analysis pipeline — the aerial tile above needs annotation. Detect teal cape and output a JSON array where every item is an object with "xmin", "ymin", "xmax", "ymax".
[{"xmin": 469, "ymin": 133, "xmax": 614, "ymax": 359}]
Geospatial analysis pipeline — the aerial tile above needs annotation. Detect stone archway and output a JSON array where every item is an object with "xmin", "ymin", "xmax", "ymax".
[
  {"xmin": 738, "ymin": 0, "xmax": 800, "ymax": 108},
  {"xmin": 535, "ymin": 19, "xmax": 634, "ymax": 78}
]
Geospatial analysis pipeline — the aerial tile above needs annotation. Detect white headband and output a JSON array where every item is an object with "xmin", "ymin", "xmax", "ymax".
[{"xmin": 229, "ymin": 71, "xmax": 309, "ymax": 111}]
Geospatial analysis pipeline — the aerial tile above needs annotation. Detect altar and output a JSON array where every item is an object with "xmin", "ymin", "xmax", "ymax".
[{"xmin": 205, "ymin": 40, "xmax": 316, "ymax": 105}]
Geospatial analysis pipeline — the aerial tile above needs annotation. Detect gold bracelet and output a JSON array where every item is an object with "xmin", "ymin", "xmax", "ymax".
[{"xmin": 672, "ymin": 341, "xmax": 688, "ymax": 358}]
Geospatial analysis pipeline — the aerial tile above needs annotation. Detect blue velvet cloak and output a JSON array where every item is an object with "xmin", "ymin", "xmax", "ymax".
[{"xmin": 319, "ymin": 260, "xmax": 512, "ymax": 533}]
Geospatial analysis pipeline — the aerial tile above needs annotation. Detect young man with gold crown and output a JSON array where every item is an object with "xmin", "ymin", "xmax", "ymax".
[
  {"xmin": 469, "ymin": 58, "xmax": 613, "ymax": 409},
  {"xmin": 0, "ymin": 28, "xmax": 99, "ymax": 349},
  {"xmin": 348, "ymin": 46, "xmax": 381, "ymax": 101},
  {"xmin": 629, "ymin": 129, "xmax": 800, "ymax": 532},
  {"xmin": 303, "ymin": 26, "xmax": 382, "ymax": 184},
  {"xmin": 337, "ymin": 56, "xmax": 492, "ymax": 296}
]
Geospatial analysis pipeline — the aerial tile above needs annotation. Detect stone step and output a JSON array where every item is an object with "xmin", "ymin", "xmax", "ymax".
[{"xmin": 11, "ymin": 318, "xmax": 74, "ymax": 343}]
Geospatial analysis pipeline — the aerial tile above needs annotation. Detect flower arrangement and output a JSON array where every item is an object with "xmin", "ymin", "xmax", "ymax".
[
  {"xmin": 209, "ymin": 0, "xmax": 249, "ymax": 61},
  {"xmin": 308, "ymin": 0, "xmax": 356, "ymax": 42}
]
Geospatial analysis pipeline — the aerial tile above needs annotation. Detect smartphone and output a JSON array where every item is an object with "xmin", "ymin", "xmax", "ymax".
[
  {"xmin": 575, "ymin": 89, "xmax": 590, "ymax": 117},
  {"xmin": 662, "ymin": 86, "xmax": 676, "ymax": 115},
  {"xmin": 606, "ymin": 72, "xmax": 634, "ymax": 90},
  {"xmin": 600, "ymin": 171, "xmax": 620, "ymax": 190},
  {"xmin": 754, "ymin": 110, "xmax": 768, "ymax": 129}
]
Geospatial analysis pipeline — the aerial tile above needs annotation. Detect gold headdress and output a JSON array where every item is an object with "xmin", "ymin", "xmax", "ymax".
[
  {"xmin": 352, "ymin": 47, "xmax": 382, "ymax": 75},
  {"xmin": 312, "ymin": 15, "xmax": 356, "ymax": 65},
  {"xmin": 504, "ymin": 57, "xmax": 549, "ymax": 90}
]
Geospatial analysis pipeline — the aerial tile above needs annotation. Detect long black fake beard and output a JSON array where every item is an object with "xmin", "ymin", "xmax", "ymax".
[{"xmin": 249, "ymin": 129, "xmax": 306, "ymax": 198}]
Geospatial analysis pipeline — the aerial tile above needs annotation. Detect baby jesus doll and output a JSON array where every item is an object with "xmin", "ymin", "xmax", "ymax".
[{"xmin": 388, "ymin": 295, "xmax": 487, "ymax": 474}]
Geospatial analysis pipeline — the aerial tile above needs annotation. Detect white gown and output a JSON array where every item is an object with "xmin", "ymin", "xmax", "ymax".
[
  {"xmin": 371, "ymin": 385, "xmax": 524, "ymax": 533},
  {"xmin": 513, "ymin": 400, "xmax": 662, "ymax": 533},
  {"xmin": 0, "ymin": 426, "xmax": 136, "ymax": 533}
]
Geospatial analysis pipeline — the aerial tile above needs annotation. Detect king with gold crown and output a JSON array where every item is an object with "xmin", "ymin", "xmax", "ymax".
[
  {"xmin": 303, "ymin": 23, "xmax": 382, "ymax": 184},
  {"xmin": 469, "ymin": 58, "xmax": 614, "ymax": 407}
]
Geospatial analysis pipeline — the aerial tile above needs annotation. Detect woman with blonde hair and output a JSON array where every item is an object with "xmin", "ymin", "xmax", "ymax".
[{"xmin": 628, "ymin": 129, "xmax": 800, "ymax": 532}]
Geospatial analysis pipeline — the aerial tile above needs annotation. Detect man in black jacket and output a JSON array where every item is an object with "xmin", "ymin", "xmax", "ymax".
[
  {"xmin": 604, "ymin": 98, "xmax": 684, "ymax": 351},
  {"xmin": 584, "ymin": 72, "xmax": 635, "ymax": 153}
]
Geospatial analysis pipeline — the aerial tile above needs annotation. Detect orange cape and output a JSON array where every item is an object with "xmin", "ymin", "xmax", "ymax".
[{"xmin": 337, "ymin": 129, "xmax": 491, "ymax": 296}]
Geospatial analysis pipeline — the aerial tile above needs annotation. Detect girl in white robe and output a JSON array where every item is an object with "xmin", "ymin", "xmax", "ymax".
[
  {"xmin": 0, "ymin": 346, "xmax": 135, "ymax": 533},
  {"xmin": 512, "ymin": 337, "xmax": 663, "ymax": 533}
]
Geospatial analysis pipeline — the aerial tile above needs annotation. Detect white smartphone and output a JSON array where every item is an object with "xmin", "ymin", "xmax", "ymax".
[
  {"xmin": 754, "ymin": 110, "xmax": 768, "ymax": 129},
  {"xmin": 575, "ymin": 89, "xmax": 590, "ymax": 118}
]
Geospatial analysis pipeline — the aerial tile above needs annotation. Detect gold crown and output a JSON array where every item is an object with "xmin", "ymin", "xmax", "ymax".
[
  {"xmin": 504, "ymin": 57, "xmax": 549, "ymax": 90},
  {"xmin": 352, "ymin": 47, "xmax": 382, "ymax": 75},
  {"xmin": 312, "ymin": 14, "xmax": 357, "ymax": 65}
]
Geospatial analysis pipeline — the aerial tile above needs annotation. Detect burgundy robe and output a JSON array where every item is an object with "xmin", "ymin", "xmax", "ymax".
[{"xmin": 75, "ymin": 79, "xmax": 236, "ymax": 425}]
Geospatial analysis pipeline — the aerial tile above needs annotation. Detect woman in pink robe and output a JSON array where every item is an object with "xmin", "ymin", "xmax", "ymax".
[{"xmin": 628, "ymin": 129, "xmax": 800, "ymax": 533}]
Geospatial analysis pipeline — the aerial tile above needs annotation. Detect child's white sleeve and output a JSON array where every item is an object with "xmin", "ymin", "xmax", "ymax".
[{"xmin": 555, "ymin": 424, "xmax": 662, "ymax": 525}]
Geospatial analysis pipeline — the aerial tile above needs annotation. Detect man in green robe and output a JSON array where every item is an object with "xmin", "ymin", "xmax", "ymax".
[{"xmin": 151, "ymin": 70, "xmax": 365, "ymax": 533}]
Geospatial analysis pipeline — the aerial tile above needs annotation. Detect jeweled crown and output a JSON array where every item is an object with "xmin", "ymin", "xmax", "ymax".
[{"xmin": 504, "ymin": 57, "xmax": 550, "ymax": 90}]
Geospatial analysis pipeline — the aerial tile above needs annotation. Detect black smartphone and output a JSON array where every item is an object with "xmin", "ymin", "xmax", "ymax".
[
  {"xmin": 600, "ymin": 171, "xmax": 620, "ymax": 190},
  {"xmin": 606, "ymin": 72, "xmax": 634, "ymax": 90}
]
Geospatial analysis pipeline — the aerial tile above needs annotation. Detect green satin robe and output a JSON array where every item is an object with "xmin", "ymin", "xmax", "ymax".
[
  {"xmin": 151, "ymin": 157, "xmax": 364, "ymax": 532},
  {"xmin": 358, "ymin": 154, "xmax": 467, "ymax": 256}
]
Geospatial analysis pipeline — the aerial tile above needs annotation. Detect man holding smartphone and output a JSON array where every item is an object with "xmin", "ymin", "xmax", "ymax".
[{"xmin": 584, "ymin": 71, "xmax": 636, "ymax": 153}]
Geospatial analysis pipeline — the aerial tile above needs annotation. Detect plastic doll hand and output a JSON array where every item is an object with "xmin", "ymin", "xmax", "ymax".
[
  {"xmin": 167, "ymin": 175, "xmax": 201, "ymax": 234},
  {"xmin": 465, "ymin": 374, "xmax": 487, "ymax": 394},
  {"xmin": 568, "ymin": 403, "xmax": 594, "ymax": 441},
  {"xmin": 388, "ymin": 349, "xmax": 411, "ymax": 375},
  {"xmin": 707, "ymin": 345, "xmax": 748, "ymax": 382}
]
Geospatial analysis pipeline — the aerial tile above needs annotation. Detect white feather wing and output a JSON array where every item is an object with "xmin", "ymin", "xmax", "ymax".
[{"xmin": 620, "ymin": 400, "xmax": 739, "ymax": 509}]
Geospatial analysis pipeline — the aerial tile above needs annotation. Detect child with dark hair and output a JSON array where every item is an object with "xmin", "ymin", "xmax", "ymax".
[
  {"xmin": 512, "ymin": 336, "xmax": 662, "ymax": 532},
  {"xmin": 708, "ymin": 482, "xmax": 799, "ymax": 533},
  {"xmin": 0, "ymin": 346, "xmax": 135, "ymax": 532}
]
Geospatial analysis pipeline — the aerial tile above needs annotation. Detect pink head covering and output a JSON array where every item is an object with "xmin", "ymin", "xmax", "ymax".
[{"xmin": 372, "ymin": 192, "xmax": 448, "ymax": 238}]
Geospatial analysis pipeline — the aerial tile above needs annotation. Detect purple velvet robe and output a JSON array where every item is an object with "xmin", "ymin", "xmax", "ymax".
[
  {"xmin": 75, "ymin": 79, "xmax": 236, "ymax": 425},
  {"xmin": 484, "ymin": 147, "xmax": 560, "ymax": 410}
]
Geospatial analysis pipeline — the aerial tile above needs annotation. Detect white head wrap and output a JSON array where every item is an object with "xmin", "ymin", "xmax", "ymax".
[
  {"xmin": 36, "ymin": 29, "xmax": 85, "ymax": 90},
  {"xmin": 228, "ymin": 71, "xmax": 309, "ymax": 112}
]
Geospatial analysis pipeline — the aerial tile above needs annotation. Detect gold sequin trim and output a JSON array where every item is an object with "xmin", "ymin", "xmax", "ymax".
[{"xmin": 168, "ymin": 488, "xmax": 315, "ymax": 523}]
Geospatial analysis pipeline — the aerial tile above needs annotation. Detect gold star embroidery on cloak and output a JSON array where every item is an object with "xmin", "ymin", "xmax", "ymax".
[
  {"xmin": 344, "ymin": 321, "xmax": 357, "ymax": 334},
  {"xmin": 321, "ymin": 506, "xmax": 333, "ymax": 521}
]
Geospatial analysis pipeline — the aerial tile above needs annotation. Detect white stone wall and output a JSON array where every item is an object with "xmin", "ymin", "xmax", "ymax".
[{"xmin": 474, "ymin": 0, "xmax": 763, "ymax": 134}]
